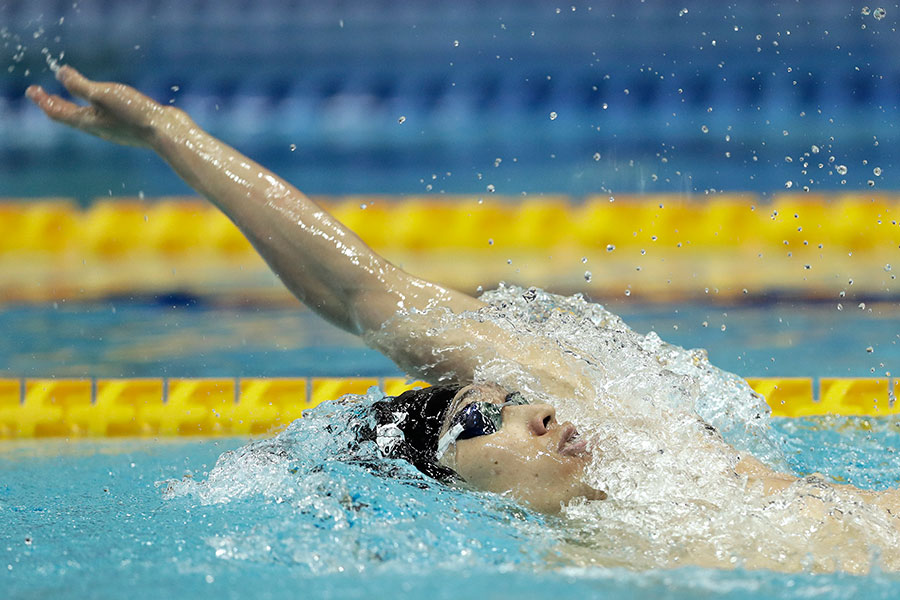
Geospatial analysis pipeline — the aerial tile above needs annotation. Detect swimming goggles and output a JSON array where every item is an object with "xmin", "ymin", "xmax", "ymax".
[{"xmin": 435, "ymin": 392, "xmax": 529, "ymax": 460}]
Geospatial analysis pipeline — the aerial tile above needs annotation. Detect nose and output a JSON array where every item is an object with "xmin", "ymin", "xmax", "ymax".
[{"xmin": 526, "ymin": 404, "xmax": 556, "ymax": 436}]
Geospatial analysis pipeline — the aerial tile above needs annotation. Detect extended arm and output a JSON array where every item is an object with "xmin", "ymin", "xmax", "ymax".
[{"xmin": 26, "ymin": 67, "xmax": 484, "ymax": 339}]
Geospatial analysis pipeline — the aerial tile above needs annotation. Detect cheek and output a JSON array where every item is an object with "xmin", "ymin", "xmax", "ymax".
[{"xmin": 456, "ymin": 438, "xmax": 571, "ymax": 492}]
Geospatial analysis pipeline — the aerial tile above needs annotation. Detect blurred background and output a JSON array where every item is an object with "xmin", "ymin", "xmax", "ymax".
[
  {"xmin": 3, "ymin": 0, "xmax": 899, "ymax": 197},
  {"xmin": 1, "ymin": 0, "xmax": 899, "ymax": 380}
]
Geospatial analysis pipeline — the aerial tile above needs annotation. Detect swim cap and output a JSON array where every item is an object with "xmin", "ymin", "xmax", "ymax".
[{"xmin": 371, "ymin": 385, "xmax": 461, "ymax": 482}]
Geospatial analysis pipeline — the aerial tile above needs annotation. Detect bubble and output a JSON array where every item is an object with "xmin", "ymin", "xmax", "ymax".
[
  {"xmin": 720, "ymin": 324, "xmax": 727, "ymax": 331},
  {"xmin": 885, "ymin": 264, "xmax": 892, "ymax": 272},
  {"xmin": 494, "ymin": 158, "xmax": 502, "ymax": 167},
  {"xmin": 678, "ymin": 7, "xmax": 688, "ymax": 16},
  {"xmin": 874, "ymin": 166, "xmax": 883, "ymax": 176},
  {"xmin": 784, "ymin": 181, "xmax": 793, "ymax": 189},
  {"xmin": 606, "ymin": 244, "xmax": 616, "ymax": 252},
  {"xmin": 488, "ymin": 238, "xmax": 494, "ymax": 246},
  {"xmin": 593, "ymin": 152, "xmax": 601, "ymax": 161},
  {"xmin": 868, "ymin": 180, "xmax": 876, "ymax": 187},
  {"xmin": 624, "ymin": 289, "xmax": 631, "ymax": 296},
  {"xmin": 486, "ymin": 184, "xmax": 495, "ymax": 193},
  {"xmin": 858, "ymin": 302, "xmax": 866, "ymax": 310},
  {"xmin": 453, "ymin": 40, "xmax": 460, "ymax": 47},
  {"xmin": 700, "ymin": 125, "xmax": 709, "ymax": 133},
  {"xmin": 836, "ymin": 165, "xmax": 848, "ymax": 175},
  {"xmin": 549, "ymin": 111, "xmax": 558, "ymax": 120},
  {"xmin": 289, "ymin": 144, "xmax": 297, "ymax": 152},
  {"xmin": 862, "ymin": 6, "xmax": 871, "ymax": 15},
  {"xmin": 866, "ymin": 346, "xmax": 875, "ymax": 353},
  {"xmin": 584, "ymin": 271, "xmax": 592, "ymax": 282},
  {"xmin": 398, "ymin": 116, "xmax": 406, "ymax": 124},
  {"xmin": 811, "ymin": 145, "xmax": 820, "ymax": 154},
  {"xmin": 874, "ymin": 7, "xmax": 886, "ymax": 20},
  {"xmin": 582, "ymin": 257, "xmax": 588, "ymax": 263}
]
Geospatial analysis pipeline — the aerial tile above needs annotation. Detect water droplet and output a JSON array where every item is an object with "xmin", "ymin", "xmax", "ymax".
[
  {"xmin": 398, "ymin": 116, "xmax": 406, "ymax": 124},
  {"xmin": 785, "ymin": 156, "xmax": 793, "ymax": 163},
  {"xmin": 785, "ymin": 181, "xmax": 793, "ymax": 189},
  {"xmin": 488, "ymin": 238, "xmax": 494, "ymax": 245},
  {"xmin": 601, "ymin": 102, "xmax": 608, "ymax": 110},
  {"xmin": 494, "ymin": 157, "xmax": 502, "ymax": 167},
  {"xmin": 868, "ymin": 180, "xmax": 876, "ymax": 187},
  {"xmin": 581, "ymin": 257, "xmax": 588, "ymax": 263},
  {"xmin": 720, "ymin": 324, "xmax": 727, "ymax": 331},
  {"xmin": 702, "ymin": 321, "xmax": 708, "ymax": 327},
  {"xmin": 866, "ymin": 346, "xmax": 875, "ymax": 353},
  {"xmin": 859, "ymin": 302, "xmax": 866, "ymax": 310},
  {"xmin": 874, "ymin": 7, "xmax": 886, "ymax": 20},
  {"xmin": 624, "ymin": 289, "xmax": 631, "ymax": 296},
  {"xmin": 289, "ymin": 144, "xmax": 296, "ymax": 152},
  {"xmin": 453, "ymin": 40, "xmax": 460, "ymax": 47},
  {"xmin": 836, "ymin": 165, "xmax": 848, "ymax": 175},
  {"xmin": 584, "ymin": 271, "xmax": 592, "ymax": 282},
  {"xmin": 811, "ymin": 144, "xmax": 819, "ymax": 154},
  {"xmin": 359, "ymin": 203, "xmax": 367, "ymax": 210},
  {"xmin": 606, "ymin": 244, "xmax": 615, "ymax": 252},
  {"xmin": 885, "ymin": 263, "xmax": 892, "ymax": 272},
  {"xmin": 549, "ymin": 111, "xmax": 558, "ymax": 120},
  {"xmin": 700, "ymin": 125, "xmax": 709, "ymax": 133},
  {"xmin": 486, "ymin": 184, "xmax": 496, "ymax": 193},
  {"xmin": 593, "ymin": 152, "xmax": 601, "ymax": 161},
  {"xmin": 862, "ymin": 6, "xmax": 872, "ymax": 15},
  {"xmin": 678, "ymin": 7, "xmax": 688, "ymax": 16},
  {"xmin": 874, "ymin": 166, "xmax": 883, "ymax": 176}
]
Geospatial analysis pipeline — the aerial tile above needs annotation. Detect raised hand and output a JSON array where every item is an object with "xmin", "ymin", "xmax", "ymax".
[{"xmin": 25, "ymin": 65, "xmax": 176, "ymax": 148}]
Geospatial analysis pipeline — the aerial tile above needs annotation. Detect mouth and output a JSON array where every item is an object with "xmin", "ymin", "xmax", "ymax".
[{"xmin": 558, "ymin": 423, "xmax": 589, "ymax": 457}]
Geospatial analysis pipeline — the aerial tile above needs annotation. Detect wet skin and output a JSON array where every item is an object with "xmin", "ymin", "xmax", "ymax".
[{"xmin": 438, "ymin": 384, "xmax": 607, "ymax": 513}]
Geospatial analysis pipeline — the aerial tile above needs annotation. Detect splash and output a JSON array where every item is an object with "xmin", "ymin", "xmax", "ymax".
[
  {"xmin": 369, "ymin": 284, "xmax": 900, "ymax": 572},
  {"xmin": 162, "ymin": 389, "xmax": 554, "ymax": 575},
  {"xmin": 171, "ymin": 285, "xmax": 900, "ymax": 573}
]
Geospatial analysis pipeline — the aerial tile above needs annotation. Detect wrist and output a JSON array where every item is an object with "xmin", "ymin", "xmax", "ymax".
[{"xmin": 148, "ymin": 106, "xmax": 198, "ymax": 153}]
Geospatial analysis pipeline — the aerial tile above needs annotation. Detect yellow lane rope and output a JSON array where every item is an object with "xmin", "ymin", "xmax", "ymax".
[
  {"xmin": 1, "ymin": 377, "xmax": 898, "ymax": 439},
  {"xmin": 2, "ymin": 194, "xmax": 898, "ymax": 255},
  {"xmin": 0, "ymin": 194, "xmax": 898, "ymax": 302}
]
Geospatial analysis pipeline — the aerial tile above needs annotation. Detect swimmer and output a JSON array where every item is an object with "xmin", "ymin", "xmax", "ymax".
[{"xmin": 25, "ymin": 68, "xmax": 900, "ymax": 528}]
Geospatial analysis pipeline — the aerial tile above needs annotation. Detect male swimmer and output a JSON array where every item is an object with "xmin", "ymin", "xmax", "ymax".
[{"xmin": 25, "ymin": 68, "xmax": 900, "ymax": 523}]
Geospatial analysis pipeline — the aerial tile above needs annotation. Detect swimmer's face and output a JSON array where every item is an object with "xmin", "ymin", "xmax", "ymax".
[{"xmin": 438, "ymin": 383, "xmax": 607, "ymax": 513}]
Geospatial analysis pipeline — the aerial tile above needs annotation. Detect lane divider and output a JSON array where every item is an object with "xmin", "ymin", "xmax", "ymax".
[
  {"xmin": 0, "ymin": 377, "xmax": 898, "ymax": 439},
  {"xmin": 0, "ymin": 194, "xmax": 898, "ymax": 255}
]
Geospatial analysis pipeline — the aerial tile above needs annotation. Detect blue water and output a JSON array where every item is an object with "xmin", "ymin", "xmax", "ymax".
[
  {"xmin": 1, "ymin": 299, "xmax": 897, "ymax": 379},
  {"xmin": 4, "ymin": 406, "xmax": 900, "ymax": 600}
]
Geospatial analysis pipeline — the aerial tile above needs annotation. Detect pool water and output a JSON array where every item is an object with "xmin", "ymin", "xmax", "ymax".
[
  {"xmin": 2, "ymin": 298, "xmax": 898, "ymax": 379},
  {"xmin": 4, "ymin": 415, "xmax": 900, "ymax": 600},
  {"xmin": 4, "ymin": 291, "xmax": 900, "ymax": 598}
]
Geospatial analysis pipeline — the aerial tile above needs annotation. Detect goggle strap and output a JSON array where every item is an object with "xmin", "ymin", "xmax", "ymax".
[{"xmin": 435, "ymin": 422, "xmax": 465, "ymax": 461}]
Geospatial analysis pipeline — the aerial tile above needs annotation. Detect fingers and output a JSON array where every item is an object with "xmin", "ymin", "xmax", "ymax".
[
  {"xmin": 54, "ymin": 64, "xmax": 161, "ymax": 123},
  {"xmin": 25, "ymin": 84, "xmax": 98, "ymax": 128},
  {"xmin": 56, "ymin": 65, "xmax": 98, "ymax": 103}
]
